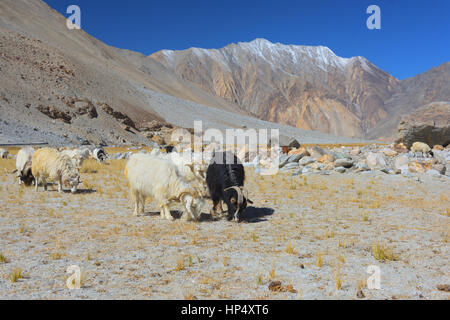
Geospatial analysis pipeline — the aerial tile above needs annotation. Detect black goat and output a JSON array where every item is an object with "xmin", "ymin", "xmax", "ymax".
[
  {"xmin": 17, "ymin": 160, "xmax": 35, "ymax": 186},
  {"xmin": 206, "ymin": 151, "xmax": 252, "ymax": 221}
]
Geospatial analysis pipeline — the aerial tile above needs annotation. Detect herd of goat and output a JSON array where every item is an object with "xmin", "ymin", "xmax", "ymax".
[{"xmin": 12, "ymin": 146, "xmax": 252, "ymax": 222}]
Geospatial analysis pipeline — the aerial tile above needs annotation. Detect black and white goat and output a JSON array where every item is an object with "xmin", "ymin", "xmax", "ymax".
[
  {"xmin": 93, "ymin": 147, "xmax": 108, "ymax": 162},
  {"xmin": 205, "ymin": 151, "xmax": 252, "ymax": 221}
]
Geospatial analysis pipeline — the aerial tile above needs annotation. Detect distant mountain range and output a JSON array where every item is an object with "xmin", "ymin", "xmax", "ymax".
[
  {"xmin": 151, "ymin": 39, "xmax": 449, "ymax": 139},
  {"xmin": 0, "ymin": 0, "xmax": 448, "ymax": 145}
]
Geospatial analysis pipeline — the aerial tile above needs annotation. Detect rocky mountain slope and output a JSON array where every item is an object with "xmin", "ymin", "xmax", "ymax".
[
  {"xmin": 367, "ymin": 63, "xmax": 450, "ymax": 140},
  {"xmin": 151, "ymin": 39, "xmax": 399, "ymax": 138},
  {"xmin": 151, "ymin": 40, "xmax": 449, "ymax": 139},
  {"xmin": 395, "ymin": 101, "xmax": 450, "ymax": 148},
  {"xmin": 0, "ymin": 0, "xmax": 249, "ymax": 145},
  {"xmin": 0, "ymin": 0, "xmax": 448, "ymax": 145}
]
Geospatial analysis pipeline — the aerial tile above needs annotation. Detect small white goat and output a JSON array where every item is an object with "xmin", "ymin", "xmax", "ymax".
[
  {"xmin": 16, "ymin": 147, "xmax": 35, "ymax": 186},
  {"xmin": 32, "ymin": 148, "xmax": 80, "ymax": 193},
  {"xmin": 411, "ymin": 142, "xmax": 432, "ymax": 156},
  {"xmin": 0, "ymin": 148, "xmax": 8, "ymax": 159},
  {"xmin": 125, "ymin": 153, "xmax": 204, "ymax": 221}
]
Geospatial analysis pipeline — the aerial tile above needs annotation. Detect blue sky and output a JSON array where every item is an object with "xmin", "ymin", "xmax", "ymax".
[{"xmin": 43, "ymin": 0, "xmax": 449, "ymax": 80}]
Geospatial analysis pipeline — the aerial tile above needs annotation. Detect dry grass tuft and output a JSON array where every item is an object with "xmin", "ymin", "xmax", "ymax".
[
  {"xmin": 316, "ymin": 252, "xmax": 323, "ymax": 267},
  {"xmin": 285, "ymin": 242, "xmax": 297, "ymax": 254},
  {"xmin": 269, "ymin": 267, "xmax": 276, "ymax": 280},
  {"xmin": 9, "ymin": 268, "xmax": 23, "ymax": 283},
  {"xmin": 0, "ymin": 253, "xmax": 7, "ymax": 263},
  {"xmin": 174, "ymin": 256, "xmax": 186, "ymax": 271},
  {"xmin": 372, "ymin": 243, "xmax": 397, "ymax": 261},
  {"xmin": 333, "ymin": 264, "xmax": 343, "ymax": 290}
]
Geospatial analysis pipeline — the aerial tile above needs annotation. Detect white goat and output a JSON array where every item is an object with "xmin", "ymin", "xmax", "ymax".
[
  {"xmin": 16, "ymin": 147, "xmax": 35, "ymax": 186},
  {"xmin": 32, "ymin": 148, "xmax": 80, "ymax": 193},
  {"xmin": 153, "ymin": 150, "xmax": 208, "ymax": 197},
  {"xmin": 125, "ymin": 153, "xmax": 204, "ymax": 221},
  {"xmin": 411, "ymin": 142, "xmax": 432, "ymax": 156},
  {"xmin": 60, "ymin": 148, "xmax": 91, "ymax": 168},
  {"xmin": 0, "ymin": 148, "xmax": 8, "ymax": 159}
]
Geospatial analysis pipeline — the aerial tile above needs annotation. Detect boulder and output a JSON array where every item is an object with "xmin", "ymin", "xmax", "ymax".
[
  {"xmin": 282, "ymin": 162, "xmax": 299, "ymax": 170},
  {"xmin": 98, "ymin": 102, "xmax": 136, "ymax": 129},
  {"xmin": 426, "ymin": 169, "xmax": 441, "ymax": 177},
  {"xmin": 288, "ymin": 147, "xmax": 309, "ymax": 157},
  {"xmin": 278, "ymin": 154, "xmax": 290, "ymax": 168},
  {"xmin": 288, "ymin": 152, "xmax": 305, "ymax": 163},
  {"xmin": 394, "ymin": 155, "xmax": 409, "ymax": 171},
  {"xmin": 74, "ymin": 100, "xmax": 98, "ymax": 118},
  {"xmin": 334, "ymin": 158, "xmax": 354, "ymax": 168},
  {"xmin": 271, "ymin": 135, "xmax": 300, "ymax": 149},
  {"xmin": 422, "ymin": 159, "xmax": 436, "ymax": 171},
  {"xmin": 301, "ymin": 166, "xmax": 312, "ymax": 174},
  {"xmin": 307, "ymin": 146, "xmax": 326, "ymax": 160},
  {"xmin": 355, "ymin": 163, "xmax": 370, "ymax": 172},
  {"xmin": 381, "ymin": 147, "xmax": 398, "ymax": 157},
  {"xmin": 350, "ymin": 147, "xmax": 361, "ymax": 156},
  {"xmin": 333, "ymin": 151, "xmax": 351, "ymax": 160},
  {"xmin": 408, "ymin": 162, "xmax": 424, "ymax": 173},
  {"xmin": 335, "ymin": 166, "xmax": 346, "ymax": 173},
  {"xmin": 309, "ymin": 162, "xmax": 322, "ymax": 170},
  {"xmin": 317, "ymin": 154, "xmax": 334, "ymax": 163},
  {"xmin": 366, "ymin": 152, "xmax": 386, "ymax": 170},
  {"xmin": 395, "ymin": 102, "xmax": 450, "ymax": 148},
  {"xmin": 432, "ymin": 164, "xmax": 446, "ymax": 175},
  {"xmin": 139, "ymin": 120, "xmax": 173, "ymax": 132},
  {"xmin": 37, "ymin": 105, "xmax": 72, "ymax": 123},
  {"xmin": 392, "ymin": 143, "xmax": 408, "ymax": 153},
  {"xmin": 298, "ymin": 156, "xmax": 315, "ymax": 166}
]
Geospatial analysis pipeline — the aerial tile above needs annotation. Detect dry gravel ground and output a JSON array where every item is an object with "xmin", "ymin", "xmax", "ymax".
[{"xmin": 0, "ymin": 149, "xmax": 449, "ymax": 300}]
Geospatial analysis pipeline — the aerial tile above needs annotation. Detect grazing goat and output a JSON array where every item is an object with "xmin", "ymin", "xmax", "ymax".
[
  {"xmin": 153, "ymin": 149, "xmax": 208, "ymax": 197},
  {"xmin": 32, "ymin": 148, "xmax": 80, "ymax": 193},
  {"xmin": 16, "ymin": 147, "xmax": 35, "ymax": 186},
  {"xmin": 125, "ymin": 153, "xmax": 204, "ymax": 221},
  {"xmin": 411, "ymin": 142, "xmax": 433, "ymax": 157},
  {"xmin": 206, "ymin": 151, "xmax": 252, "ymax": 221},
  {"xmin": 60, "ymin": 148, "xmax": 91, "ymax": 168},
  {"xmin": 92, "ymin": 147, "xmax": 108, "ymax": 162},
  {"xmin": 0, "ymin": 148, "xmax": 8, "ymax": 159}
]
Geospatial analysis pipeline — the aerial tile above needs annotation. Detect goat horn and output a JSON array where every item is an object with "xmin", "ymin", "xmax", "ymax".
[
  {"xmin": 240, "ymin": 186, "xmax": 254, "ymax": 204},
  {"xmin": 169, "ymin": 191, "xmax": 195, "ymax": 202},
  {"xmin": 224, "ymin": 186, "xmax": 243, "ymax": 205}
]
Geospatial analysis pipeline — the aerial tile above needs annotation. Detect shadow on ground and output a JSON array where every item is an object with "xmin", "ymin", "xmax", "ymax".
[
  {"xmin": 141, "ymin": 206, "xmax": 274, "ymax": 223},
  {"xmin": 241, "ymin": 206, "xmax": 274, "ymax": 223}
]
